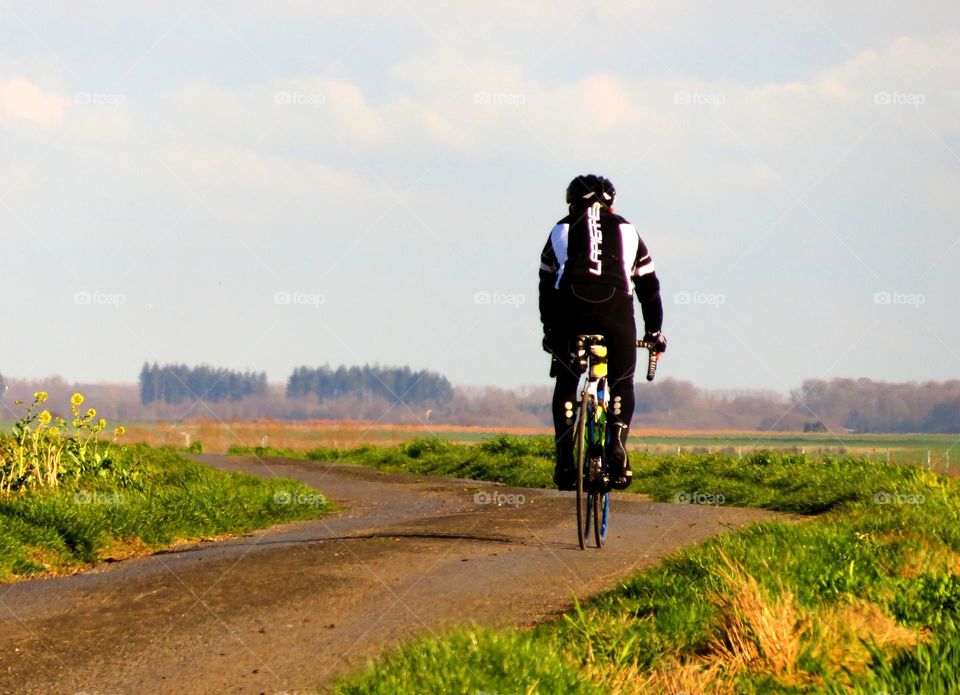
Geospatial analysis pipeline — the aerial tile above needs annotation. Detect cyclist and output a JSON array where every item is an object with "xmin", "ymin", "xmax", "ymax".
[{"xmin": 539, "ymin": 174, "xmax": 666, "ymax": 491}]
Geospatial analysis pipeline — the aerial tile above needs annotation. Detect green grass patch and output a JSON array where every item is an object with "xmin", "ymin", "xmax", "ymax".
[{"xmin": 0, "ymin": 444, "xmax": 329, "ymax": 580}]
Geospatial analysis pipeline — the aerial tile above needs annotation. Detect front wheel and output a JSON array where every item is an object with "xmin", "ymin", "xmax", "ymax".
[
  {"xmin": 593, "ymin": 491, "xmax": 610, "ymax": 547},
  {"xmin": 575, "ymin": 392, "xmax": 591, "ymax": 550}
]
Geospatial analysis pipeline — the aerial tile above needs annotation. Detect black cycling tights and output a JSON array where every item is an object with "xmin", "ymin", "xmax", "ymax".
[{"xmin": 551, "ymin": 286, "xmax": 637, "ymax": 446}]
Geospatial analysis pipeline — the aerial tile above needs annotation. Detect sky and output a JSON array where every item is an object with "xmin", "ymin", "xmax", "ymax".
[{"xmin": 1, "ymin": 1, "xmax": 959, "ymax": 393}]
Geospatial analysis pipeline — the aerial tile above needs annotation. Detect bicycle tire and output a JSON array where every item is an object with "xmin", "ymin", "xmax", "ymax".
[
  {"xmin": 594, "ymin": 491, "xmax": 609, "ymax": 547},
  {"xmin": 575, "ymin": 389, "xmax": 591, "ymax": 550}
]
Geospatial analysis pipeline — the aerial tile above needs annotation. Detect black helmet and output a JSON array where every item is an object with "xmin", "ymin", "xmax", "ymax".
[
  {"xmin": 565, "ymin": 174, "xmax": 615, "ymax": 207},
  {"xmin": 565, "ymin": 174, "xmax": 600, "ymax": 206}
]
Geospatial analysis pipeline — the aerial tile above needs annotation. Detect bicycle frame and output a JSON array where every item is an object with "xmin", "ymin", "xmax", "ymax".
[{"xmin": 573, "ymin": 335, "xmax": 661, "ymax": 549}]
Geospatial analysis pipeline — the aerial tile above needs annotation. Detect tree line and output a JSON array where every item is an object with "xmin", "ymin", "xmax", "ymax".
[
  {"xmin": 287, "ymin": 365, "xmax": 454, "ymax": 405},
  {"xmin": 139, "ymin": 363, "xmax": 269, "ymax": 405},
  {"xmin": 135, "ymin": 363, "xmax": 453, "ymax": 406},
  {"xmin": 8, "ymin": 364, "xmax": 957, "ymax": 432},
  {"xmin": 793, "ymin": 378, "xmax": 960, "ymax": 433}
]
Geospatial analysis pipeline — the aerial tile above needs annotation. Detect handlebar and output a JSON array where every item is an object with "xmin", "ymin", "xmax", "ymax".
[{"xmin": 636, "ymin": 341, "xmax": 662, "ymax": 382}]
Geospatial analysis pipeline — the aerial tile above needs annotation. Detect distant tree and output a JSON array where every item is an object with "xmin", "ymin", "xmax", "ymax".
[
  {"xmin": 792, "ymin": 378, "xmax": 960, "ymax": 433},
  {"xmin": 139, "ymin": 363, "xmax": 268, "ymax": 405},
  {"xmin": 286, "ymin": 364, "xmax": 454, "ymax": 405}
]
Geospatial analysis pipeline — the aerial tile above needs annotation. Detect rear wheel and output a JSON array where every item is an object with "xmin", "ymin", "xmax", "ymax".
[{"xmin": 575, "ymin": 391, "xmax": 591, "ymax": 550}]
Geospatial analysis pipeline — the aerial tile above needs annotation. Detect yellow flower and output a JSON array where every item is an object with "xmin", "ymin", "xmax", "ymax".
[
  {"xmin": 34, "ymin": 391, "xmax": 48, "ymax": 404},
  {"xmin": 114, "ymin": 425, "xmax": 126, "ymax": 437},
  {"xmin": 87, "ymin": 408, "xmax": 97, "ymax": 418},
  {"xmin": 71, "ymin": 393, "xmax": 85, "ymax": 407},
  {"xmin": 48, "ymin": 427, "xmax": 60, "ymax": 438},
  {"xmin": 98, "ymin": 418, "xmax": 107, "ymax": 429},
  {"xmin": 38, "ymin": 410, "xmax": 52, "ymax": 426}
]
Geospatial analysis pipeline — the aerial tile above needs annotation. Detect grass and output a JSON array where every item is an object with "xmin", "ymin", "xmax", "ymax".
[
  {"xmin": 226, "ymin": 436, "xmax": 960, "ymax": 693},
  {"xmin": 0, "ymin": 444, "xmax": 329, "ymax": 581},
  {"xmin": 229, "ymin": 436, "xmax": 934, "ymax": 514}
]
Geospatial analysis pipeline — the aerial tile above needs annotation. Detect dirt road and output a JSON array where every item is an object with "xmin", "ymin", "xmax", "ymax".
[{"xmin": 0, "ymin": 454, "xmax": 779, "ymax": 694}]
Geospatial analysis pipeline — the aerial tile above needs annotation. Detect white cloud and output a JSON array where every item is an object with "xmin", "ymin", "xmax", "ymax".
[{"xmin": 0, "ymin": 77, "xmax": 67, "ymax": 127}]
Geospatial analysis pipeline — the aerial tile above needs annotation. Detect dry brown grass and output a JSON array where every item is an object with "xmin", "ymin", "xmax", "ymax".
[
  {"xmin": 708, "ymin": 556, "xmax": 811, "ymax": 681},
  {"xmin": 624, "ymin": 555, "xmax": 929, "ymax": 694},
  {"xmin": 811, "ymin": 599, "xmax": 925, "ymax": 681},
  {"xmin": 638, "ymin": 657, "xmax": 733, "ymax": 695}
]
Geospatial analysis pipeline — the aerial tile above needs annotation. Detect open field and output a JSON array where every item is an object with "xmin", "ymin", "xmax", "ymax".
[
  {"xmin": 5, "ymin": 431, "xmax": 960, "ymax": 691},
  {"xmin": 114, "ymin": 420, "xmax": 960, "ymax": 473}
]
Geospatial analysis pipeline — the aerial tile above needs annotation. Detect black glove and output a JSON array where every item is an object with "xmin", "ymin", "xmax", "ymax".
[
  {"xmin": 542, "ymin": 326, "xmax": 565, "ymax": 356},
  {"xmin": 644, "ymin": 331, "xmax": 667, "ymax": 354}
]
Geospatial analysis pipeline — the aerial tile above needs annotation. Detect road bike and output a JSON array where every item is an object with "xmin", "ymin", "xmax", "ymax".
[{"xmin": 567, "ymin": 335, "xmax": 660, "ymax": 549}]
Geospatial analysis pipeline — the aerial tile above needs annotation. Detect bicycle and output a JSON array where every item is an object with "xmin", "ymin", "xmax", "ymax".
[{"xmin": 567, "ymin": 335, "xmax": 660, "ymax": 549}]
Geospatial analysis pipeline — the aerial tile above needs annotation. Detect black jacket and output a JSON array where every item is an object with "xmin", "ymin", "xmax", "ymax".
[{"xmin": 539, "ymin": 204, "xmax": 663, "ymax": 333}]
